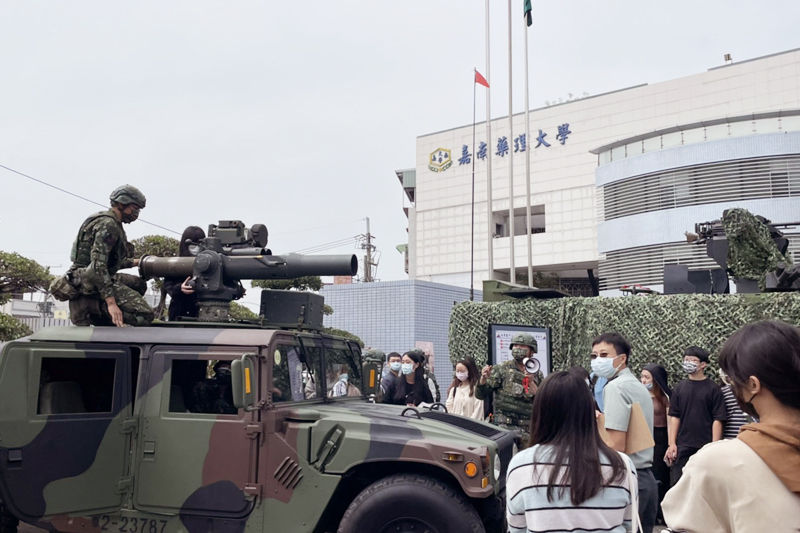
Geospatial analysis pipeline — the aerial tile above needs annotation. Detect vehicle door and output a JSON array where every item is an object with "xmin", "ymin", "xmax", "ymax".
[
  {"xmin": 133, "ymin": 347, "xmax": 261, "ymax": 519},
  {"xmin": 0, "ymin": 342, "xmax": 133, "ymax": 521}
]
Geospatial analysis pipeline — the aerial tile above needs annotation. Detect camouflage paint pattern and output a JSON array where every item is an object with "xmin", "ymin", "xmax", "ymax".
[{"xmin": 0, "ymin": 325, "xmax": 514, "ymax": 533}]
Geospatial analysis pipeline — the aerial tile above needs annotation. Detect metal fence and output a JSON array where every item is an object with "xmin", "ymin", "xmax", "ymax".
[{"xmin": 14, "ymin": 316, "xmax": 72, "ymax": 332}]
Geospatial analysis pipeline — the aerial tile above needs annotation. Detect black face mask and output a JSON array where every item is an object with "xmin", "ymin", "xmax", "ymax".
[{"xmin": 732, "ymin": 384, "xmax": 760, "ymax": 420}]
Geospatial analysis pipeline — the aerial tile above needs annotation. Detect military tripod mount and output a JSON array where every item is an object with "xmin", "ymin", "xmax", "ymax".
[
  {"xmin": 664, "ymin": 212, "xmax": 800, "ymax": 295},
  {"xmin": 139, "ymin": 220, "xmax": 358, "ymax": 324}
]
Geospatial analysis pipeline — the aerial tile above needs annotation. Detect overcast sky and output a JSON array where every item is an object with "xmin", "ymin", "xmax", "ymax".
[{"xmin": 2, "ymin": 1, "xmax": 800, "ymax": 307}]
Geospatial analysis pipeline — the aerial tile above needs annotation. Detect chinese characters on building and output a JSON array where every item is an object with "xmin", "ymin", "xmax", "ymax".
[{"xmin": 456, "ymin": 123, "xmax": 571, "ymax": 167}]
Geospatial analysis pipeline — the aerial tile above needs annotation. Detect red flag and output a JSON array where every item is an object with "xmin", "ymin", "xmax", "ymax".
[{"xmin": 475, "ymin": 70, "xmax": 490, "ymax": 88}]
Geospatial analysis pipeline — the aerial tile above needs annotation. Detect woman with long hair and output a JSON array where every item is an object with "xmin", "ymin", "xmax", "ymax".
[
  {"xmin": 663, "ymin": 321, "xmax": 800, "ymax": 531},
  {"xmin": 445, "ymin": 357, "xmax": 483, "ymax": 419},
  {"xmin": 507, "ymin": 371, "xmax": 637, "ymax": 533},
  {"xmin": 163, "ymin": 226, "xmax": 205, "ymax": 321},
  {"xmin": 388, "ymin": 351, "xmax": 433, "ymax": 406},
  {"xmin": 640, "ymin": 363, "xmax": 671, "ymax": 522}
]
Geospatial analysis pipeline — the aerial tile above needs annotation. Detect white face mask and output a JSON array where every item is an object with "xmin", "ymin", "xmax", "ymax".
[
  {"xmin": 389, "ymin": 362, "xmax": 401, "ymax": 372},
  {"xmin": 401, "ymin": 363, "xmax": 414, "ymax": 375},
  {"xmin": 644, "ymin": 382, "xmax": 653, "ymax": 390},
  {"xmin": 591, "ymin": 355, "xmax": 622, "ymax": 379},
  {"xmin": 456, "ymin": 371, "xmax": 469, "ymax": 382}
]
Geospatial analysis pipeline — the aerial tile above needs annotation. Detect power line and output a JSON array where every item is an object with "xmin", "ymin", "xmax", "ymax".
[
  {"xmin": 0, "ymin": 163, "xmax": 180, "ymax": 235},
  {"xmin": 290, "ymin": 236, "xmax": 358, "ymax": 254},
  {"xmin": 278, "ymin": 218, "xmax": 364, "ymax": 235}
]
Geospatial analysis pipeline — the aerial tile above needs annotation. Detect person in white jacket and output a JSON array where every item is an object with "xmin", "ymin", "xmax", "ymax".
[
  {"xmin": 662, "ymin": 320, "xmax": 800, "ymax": 533},
  {"xmin": 445, "ymin": 357, "xmax": 484, "ymax": 419}
]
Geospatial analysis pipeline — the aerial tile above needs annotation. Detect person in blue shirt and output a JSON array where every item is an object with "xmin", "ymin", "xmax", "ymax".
[{"xmin": 590, "ymin": 372, "xmax": 609, "ymax": 412}]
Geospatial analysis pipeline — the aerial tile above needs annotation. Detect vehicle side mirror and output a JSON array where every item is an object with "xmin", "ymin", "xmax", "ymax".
[
  {"xmin": 232, "ymin": 353, "xmax": 258, "ymax": 410},
  {"xmin": 362, "ymin": 361, "xmax": 380, "ymax": 397}
]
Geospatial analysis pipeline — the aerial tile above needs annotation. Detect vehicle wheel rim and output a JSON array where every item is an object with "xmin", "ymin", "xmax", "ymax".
[{"xmin": 378, "ymin": 517, "xmax": 438, "ymax": 533}]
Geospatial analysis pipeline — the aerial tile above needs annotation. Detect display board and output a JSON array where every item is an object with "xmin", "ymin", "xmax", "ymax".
[{"xmin": 488, "ymin": 324, "xmax": 552, "ymax": 376}]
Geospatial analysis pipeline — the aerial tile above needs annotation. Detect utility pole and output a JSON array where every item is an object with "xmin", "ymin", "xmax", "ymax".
[{"xmin": 362, "ymin": 217, "xmax": 377, "ymax": 282}]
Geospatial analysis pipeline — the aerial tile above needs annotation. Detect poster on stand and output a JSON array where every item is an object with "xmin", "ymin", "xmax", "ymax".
[{"xmin": 488, "ymin": 324, "xmax": 552, "ymax": 376}]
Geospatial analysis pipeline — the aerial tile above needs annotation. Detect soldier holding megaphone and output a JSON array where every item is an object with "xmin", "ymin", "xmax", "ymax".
[{"xmin": 475, "ymin": 333, "xmax": 544, "ymax": 445}]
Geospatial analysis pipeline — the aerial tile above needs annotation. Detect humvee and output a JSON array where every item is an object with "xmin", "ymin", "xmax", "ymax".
[{"xmin": 0, "ymin": 323, "xmax": 516, "ymax": 533}]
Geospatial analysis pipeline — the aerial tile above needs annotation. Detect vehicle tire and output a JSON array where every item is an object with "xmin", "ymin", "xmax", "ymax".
[
  {"xmin": 337, "ymin": 473, "xmax": 485, "ymax": 533},
  {"xmin": 0, "ymin": 502, "xmax": 18, "ymax": 533}
]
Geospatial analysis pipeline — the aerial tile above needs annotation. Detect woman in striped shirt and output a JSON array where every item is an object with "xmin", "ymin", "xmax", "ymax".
[{"xmin": 507, "ymin": 371, "xmax": 638, "ymax": 533}]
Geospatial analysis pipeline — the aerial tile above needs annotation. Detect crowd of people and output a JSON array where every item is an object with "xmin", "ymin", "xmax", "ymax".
[{"xmin": 378, "ymin": 322, "xmax": 800, "ymax": 533}]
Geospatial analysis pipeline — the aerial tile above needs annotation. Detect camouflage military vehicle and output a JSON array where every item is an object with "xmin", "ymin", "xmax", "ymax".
[{"xmin": 0, "ymin": 221, "xmax": 517, "ymax": 533}]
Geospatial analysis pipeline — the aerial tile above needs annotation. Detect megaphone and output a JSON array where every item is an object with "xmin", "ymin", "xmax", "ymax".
[{"xmin": 522, "ymin": 357, "xmax": 540, "ymax": 374}]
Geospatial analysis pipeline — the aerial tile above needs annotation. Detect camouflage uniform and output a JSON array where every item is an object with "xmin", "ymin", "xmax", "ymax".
[
  {"xmin": 475, "ymin": 360, "xmax": 542, "ymax": 444},
  {"xmin": 475, "ymin": 333, "xmax": 542, "ymax": 444},
  {"xmin": 68, "ymin": 209, "xmax": 153, "ymax": 327}
]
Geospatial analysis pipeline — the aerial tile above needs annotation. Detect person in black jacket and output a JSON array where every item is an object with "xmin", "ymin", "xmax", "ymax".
[
  {"xmin": 163, "ymin": 226, "xmax": 205, "ymax": 321},
  {"xmin": 382, "ymin": 351, "xmax": 434, "ymax": 406}
]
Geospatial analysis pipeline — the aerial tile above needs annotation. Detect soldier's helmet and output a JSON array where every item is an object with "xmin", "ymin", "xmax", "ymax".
[
  {"xmin": 110, "ymin": 185, "xmax": 147, "ymax": 209},
  {"xmin": 363, "ymin": 348, "xmax": 386, "ymax": 364},
  {"xmin": 510, "ymin": 333, "xmax": 538, "ymax": 353}
]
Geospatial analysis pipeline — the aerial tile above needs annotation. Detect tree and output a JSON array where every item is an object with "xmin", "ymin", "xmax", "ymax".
[
  {"xmin": 0, "ymin": 313, "xmax": 32, "ymax": 342},
  {"xmin": 129, "ymin": 235, "xmax": 180, "ymax": 319},
  {"xmin": 323, "ymin": 327, "xmax": 364, "ymax": 347},
  {"xmin": 0, "ymin": 252, "xmax": 53, "ymax": 305},
  {"xmin": 229, "ymin": 302, "xmax": 258, "ymax": 320},
  {"xmin": 0, "ymin": 251, "xmax": 52, "ymax": 341},
  {"xmin": 251, "ymin": 276, "xmax": 323, "ymax": 292}
]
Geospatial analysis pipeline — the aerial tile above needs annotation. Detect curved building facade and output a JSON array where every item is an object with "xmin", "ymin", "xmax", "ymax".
[
  {"xmin": 398, "ymin": 47, "xmax": 800, "ymax": 296},
  {"xmin": 594, "ymin": 114, "xmax": 800, "ymax": 293}
]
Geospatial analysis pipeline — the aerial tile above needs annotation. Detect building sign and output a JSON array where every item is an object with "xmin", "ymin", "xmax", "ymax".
[
  {"xmin": 488, "ymin": 323, "xmax": 552, "ymax": 376},
  {"xmin": 428, "ymin": 148, "xmax": 453, "ymax": 172},
  {"xmin": 451, "ymin": 123, "xmax": 572, "ymax": 167}
]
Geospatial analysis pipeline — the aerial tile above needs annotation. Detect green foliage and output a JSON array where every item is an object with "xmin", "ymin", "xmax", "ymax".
[
  {"xmin": 130, "ymin": 235, "xmax": 180, "ymax": 258},
  {"xmin": 323, "ymin": 304, "xmax": 334, "ymax": 316},
  {"xmin": 449, "ymin": 293, "xmax": 800, "ymax": 388},
  {"xmin": 0, "ymin": 252, "xmax": 54, "ymax": 305},
  {"xmin": 129, "ymin": 235, "xmax": 181, "ymax": 319},
  {"xmin": 251, "ymin": 276, "xmax": 323, "ymax": 292},
  {"xmin": 0, "ymin": 313, "xmax": 32, "ymax": 342},
  {"xmin": 323, "ymin": 327, "xmax": 364, "ymax": 347},
  {"xmin": 229, "ymin": 302, "xmax": 258, "ymax": 320}
]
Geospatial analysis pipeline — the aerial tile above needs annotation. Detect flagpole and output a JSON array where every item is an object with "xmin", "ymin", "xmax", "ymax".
[
  {"xmin": 485, "ymin": 0, "xmax": 494, "ymax": 283},
  {"xmin": 470, "ymin": 68, "xmax": 477, "ymax": 302},
  {"xmin": 524, "ymin": 5, "xmax": 533, "ymax": 286},
  {"xmin": 507, "ymin": 0, "xmax": 516, "ymax": 284}
]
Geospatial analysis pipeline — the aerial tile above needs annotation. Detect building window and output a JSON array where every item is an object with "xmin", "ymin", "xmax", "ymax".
[{"xmin": 493, "ymin": 205, "xmax": 546, "ymax": 237}]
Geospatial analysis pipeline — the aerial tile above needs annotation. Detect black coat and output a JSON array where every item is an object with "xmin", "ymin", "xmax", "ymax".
[
  {"xmin": 383, "ymin": 375, "xmax": 434, "ymax": 406},
  {"xmin": 163, "ymin": 277, "xmax": 198, "ymax": 321}
]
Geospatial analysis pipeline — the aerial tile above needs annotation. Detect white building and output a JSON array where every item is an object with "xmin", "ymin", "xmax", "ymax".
[{"xmin": 398, "ymin": 48, "xmax": 800, "ymax": 295}]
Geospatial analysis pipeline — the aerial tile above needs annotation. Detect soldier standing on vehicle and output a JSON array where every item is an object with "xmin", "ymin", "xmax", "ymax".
[
  {"xmin": 475, "ymin": 333, "xmax": 543, "ymax": 444},
  {"xmin": 67, "ymin": 185, "xmax": 154, "ymax": 327}
]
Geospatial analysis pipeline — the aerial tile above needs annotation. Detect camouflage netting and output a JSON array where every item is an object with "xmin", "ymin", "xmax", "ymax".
[
  {"xmin": 722, "ymin": 208, "xmax": 791, "ymax": 290},
  {"xmin": 449, "ymin": 293, "xmax": 800, "ymax": 387}
]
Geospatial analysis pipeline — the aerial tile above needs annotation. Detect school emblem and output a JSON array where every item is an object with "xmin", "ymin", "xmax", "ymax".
[{"xmin": 428, "ymin": 148, "xmax": 453, "ymax": 172}]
